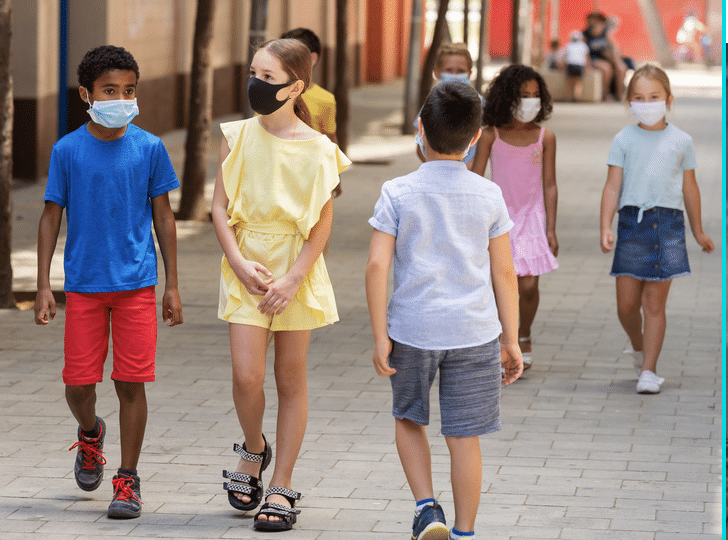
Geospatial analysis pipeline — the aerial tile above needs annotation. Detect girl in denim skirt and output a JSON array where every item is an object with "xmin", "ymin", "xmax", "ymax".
[{"xmin": 599, "ymin": 64, "xmax": 714, "ymax": 394}]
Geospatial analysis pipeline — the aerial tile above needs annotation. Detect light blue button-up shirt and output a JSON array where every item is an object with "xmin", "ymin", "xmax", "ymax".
[
  {"xmin": 369, "ymin": 160, "xmax": 513, "ymax": 350},
  {"xmin": 607, "ymin": 123, "xmax": 696, "ymax": 222}
]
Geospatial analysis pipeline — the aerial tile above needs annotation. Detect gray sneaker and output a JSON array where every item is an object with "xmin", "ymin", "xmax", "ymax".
[
  {"xmin": 69, "ymin": 416, "xmax": 106, "ymax": 491},
  {"xmin": 107, "ymin": 471, "xmax": 142, "ymax": 519}
]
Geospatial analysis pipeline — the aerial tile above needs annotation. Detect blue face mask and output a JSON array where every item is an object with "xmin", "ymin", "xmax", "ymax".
[
  {"xmin": 85, "ymin": 92, "xmax": 139, "ymax": 128},
  {"xmin": 439, "ymin": 72, "xmax": 471, "ymax": 85}
]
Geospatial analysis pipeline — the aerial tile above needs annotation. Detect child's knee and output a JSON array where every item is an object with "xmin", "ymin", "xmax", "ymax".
[
  {"xmin": 113, "ymin": 380, "xmax": 146, "ymax": 402},
  {"xmin": 65, "ymin": 383, "xmax": 96, "ymax": 404}
]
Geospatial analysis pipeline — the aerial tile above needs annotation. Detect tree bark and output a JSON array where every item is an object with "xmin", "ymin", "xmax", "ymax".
[
  {"xmin": 334, "ymin": 0, "xmax": 349, "ymax": 153},
  {"xmin": 177, "ymin": 0, "xmax": 215, "ymax": 221},
  {"xmin": 418, "ymin": 0, "xmax": 451, "ymax": 109},
  {"xmin": 0, "ymin": 0, "xmax": 15, "ymax": 308},
  {"xmin": 402, "ymin": 0, "xmax": 423, "ymax": 134}
]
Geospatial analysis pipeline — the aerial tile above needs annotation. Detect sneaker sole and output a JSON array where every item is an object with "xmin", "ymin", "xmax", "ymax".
[
  {"xmin": 107, "ymin": 505, "xmax": 141, "ymax": 519},
  {"xmin": 76, "ymin": 473, "xmax": 104, "ymax": 492},
  {"xmin": 413, "ymin": 522, "xmax": 449, "ymax": 540}
]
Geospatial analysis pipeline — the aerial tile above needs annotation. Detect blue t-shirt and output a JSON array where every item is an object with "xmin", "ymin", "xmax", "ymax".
[
  {"xmin": 369, "ymin": 160, "xmax": 513, "ymax": 350},
  {"xmin": 607, "ymin": 123, "xmax": 696, "ymax": 222},
  {"xmin": 44, "ymin": 123, "xmax": 180, "ymax": 293}
]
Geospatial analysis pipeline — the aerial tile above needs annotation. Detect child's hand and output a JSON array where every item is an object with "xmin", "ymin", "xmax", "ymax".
[
  {"xmin": 34, "ymin": 288, "xmax": 56, "ymax": 325},
  {"xmin": 235, "ymin": 259, "xmax": 273, "ymax": 296},
  {"xmin": 695, "ymin": 232, "xmax": 714, "ymax": 253},
  {"xmin": 600, "ymin": 230, "xmax": 614, "ymax": 253},
  {"xmin": 547, "ymin": 231, "xmax": 559, "ymax": 257},
  {"xmin": 501, "ymin": 342, "xmax": 523, "ymax": 385},
  {"xmin": 372, "ymin": 338, "xmax": 395, "ymax": 376},
  {"xmin": 162, "ymin": 287, "xmax": 183, "ymax": 326},
  {"xmin": 257, "ymin": 273, "xmax": 301, "ymax": 316}
]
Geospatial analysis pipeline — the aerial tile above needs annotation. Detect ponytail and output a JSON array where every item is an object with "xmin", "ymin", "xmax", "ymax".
[{"xmin": 294, "ymin": 96, "xmax": 312, "ymax": 127}]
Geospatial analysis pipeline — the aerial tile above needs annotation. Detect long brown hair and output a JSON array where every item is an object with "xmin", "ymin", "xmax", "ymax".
[{"xmin": 259, "ymin": 39, "xmax": 312, "ymax": 126}]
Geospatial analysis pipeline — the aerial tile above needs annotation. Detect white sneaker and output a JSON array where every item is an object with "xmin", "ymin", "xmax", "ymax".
[
  {"xmin": 623, "ymin": 348, "xmax": 643, "ymax": 376},
  {"xmin": 636, "ymin": 370, "xmax": 664, "ymax": 394}
]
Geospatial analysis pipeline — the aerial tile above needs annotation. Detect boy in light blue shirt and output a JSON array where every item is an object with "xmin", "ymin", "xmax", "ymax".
[{"xmin": 366, "ymin": 82, "xmax": 523, "ymax": 540}]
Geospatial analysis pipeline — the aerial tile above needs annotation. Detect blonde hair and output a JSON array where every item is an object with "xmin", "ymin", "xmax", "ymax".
[
  {"xmin": 625, "ymin": 64, "xmax": 672, "ymax": 102},
  {"xmin": 258, "ymin": 38, "xmax": 313, "ymax": 126},
  {"xmin": 436, "ymin": 42, "xmax": 473, "ymax": 71}
]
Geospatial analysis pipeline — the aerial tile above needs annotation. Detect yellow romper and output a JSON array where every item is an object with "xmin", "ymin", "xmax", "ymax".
[{"xmin": 218, "ymin": 117, "xmax": 351, "ymax": 330}]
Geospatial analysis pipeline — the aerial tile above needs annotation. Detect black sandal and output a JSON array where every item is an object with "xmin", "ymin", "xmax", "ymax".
[
  {"xmin": 222, "ymin": 434, "xmax": 271, "ymax": 512},
  {"xmin": 253, "ymin": 487, "xmax": 302, "ymax": 531}
]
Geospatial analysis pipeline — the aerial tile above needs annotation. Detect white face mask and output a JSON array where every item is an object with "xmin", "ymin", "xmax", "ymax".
[
  {"xmin": 630, "ymin": 100, "xmax": 667, "ymax": 127},
  {"xmin": 85, "ymin": 91, "xmax": 139, "ymax": 128},
  {"xmin": 513, "ymin": 97, "xmax": 541, "ymax": 123},
  {"xmin": 439, "ymin": 72, "xmax": 471, "ymax": 85}
]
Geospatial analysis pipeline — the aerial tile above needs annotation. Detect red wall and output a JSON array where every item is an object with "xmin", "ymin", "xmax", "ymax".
[{"xmin": 493, "ymin": 0, "xmax": 706, "ymax": 61}]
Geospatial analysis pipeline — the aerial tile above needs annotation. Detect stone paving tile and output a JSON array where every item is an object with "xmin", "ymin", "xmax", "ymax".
[{"xmin": 2, "ymin": 74, "xmax": 722, "ymax": 539}]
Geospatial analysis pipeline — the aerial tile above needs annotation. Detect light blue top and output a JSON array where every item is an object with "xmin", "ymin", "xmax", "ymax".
[
  {"xmin": 369, "ymin": 160, "xmax": 513, "ymax": 350},
  {"xmin": 607, "ymin": 123, "xmax": 696, "ymax": 222},
  {"xmin": 44, "ymin": 123, "xmax": 180, "ymax": 293}
]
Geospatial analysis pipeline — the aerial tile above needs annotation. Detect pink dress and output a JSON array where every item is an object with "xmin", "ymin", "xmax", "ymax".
[{"xmin": 490, "ymin": 127, "xmax": 557, "ymax": 276}]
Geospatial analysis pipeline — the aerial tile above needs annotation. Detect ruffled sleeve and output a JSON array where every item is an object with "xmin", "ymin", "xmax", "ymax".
[{"xmin": 295, "ymin": 141, "xmax": 351, "ymax": 239}]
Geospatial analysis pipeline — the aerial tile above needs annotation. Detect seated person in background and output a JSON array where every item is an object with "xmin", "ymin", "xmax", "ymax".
[
  {"xmin": 560, "ymin": 30, "xmax": 590, "ymax": 101},
  {"xmin": 583, "ymin": 11, "xmax": 627, "ymax": 101}
]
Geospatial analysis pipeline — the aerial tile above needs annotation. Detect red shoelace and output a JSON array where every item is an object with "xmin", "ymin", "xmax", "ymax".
[
  {"xmin": 111, "ymin": 475, "xmax": 142, "ymax": 503},
  {"xmin": 69, "ymin": 432, "xmax": 107, "ymax": 470}
]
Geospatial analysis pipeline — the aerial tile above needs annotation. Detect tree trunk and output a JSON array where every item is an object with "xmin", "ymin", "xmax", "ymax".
[
  {"xmin": 334, "ymin": 0, "xmax": 349, "ymax": 153},
  {"xmin": 510, "ymin": 0, "xmax": 520, "ymax": 64},
  {"xmin": 402, "ymin": 0, "xmax": 423, "ymax": 134},
  {"xmin": 177, "ymin": 0, "xmax": 216, "ymax": 221},
  {"xmin": 243, "ymin": 0, "xmax": 268, "ymax": 118},
  {"xmin": 475, "ymin": 0, "xmax": 489, "ymax": 93},
  {"xmin": 0, "ymin": 0, "xmax": 14, "ymax": 308},
  {"xmin": 634, "ymin": 0, "xmax": 674, "ymax": 68},
  {"xmin": 418, "ymin": 0, "xmax": 450, "ymax": 109}
]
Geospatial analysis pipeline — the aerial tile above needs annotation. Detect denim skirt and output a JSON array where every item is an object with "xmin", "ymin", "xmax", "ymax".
[{"xmin": 610, "ymin": 206, "xmax": 690, "ymax": 281}]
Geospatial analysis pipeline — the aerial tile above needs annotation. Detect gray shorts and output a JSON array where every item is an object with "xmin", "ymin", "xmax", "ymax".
[{"xmin": 388, "ymin": 338, "xmax": 502, "ymax": 438}]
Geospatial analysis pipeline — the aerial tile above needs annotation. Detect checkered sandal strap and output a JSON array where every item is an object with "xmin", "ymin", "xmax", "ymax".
[
  {"xmin": 260, "ymin": 501, "xmax": 301, "ymax": 516},
  {"xmin": 265, "ymin": 486, "xmax": 302, "ymax": 506},
  {"xmin": 233, "ymin": 442, "xmax": 265, "ymax": 463}
]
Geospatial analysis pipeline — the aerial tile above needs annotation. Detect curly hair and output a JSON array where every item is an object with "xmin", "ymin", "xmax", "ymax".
[
  {"xmin": 482, "ymin": 64, "xmax": 552, "ymax": 127},
  {"xmin": 78, "ymin": 45, "xmax": 140, "ymax": 92}
]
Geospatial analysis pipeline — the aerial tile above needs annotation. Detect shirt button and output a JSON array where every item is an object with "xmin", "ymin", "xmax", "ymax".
[
  {"xmin": 652, "ymin": 223, "xmax": 658, "ymax": 229},
  {"xmin": 654, "ymin": 244, "xmax": 659, "ymax": 249},
  {"xmin": 654, "ymin": 264, "xmax": 659, "ymax": 269}
]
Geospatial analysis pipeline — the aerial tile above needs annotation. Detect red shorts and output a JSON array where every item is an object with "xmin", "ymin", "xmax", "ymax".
[{"xmin": 63, "ymin": 286, "xmax": 157, "ymax": 385}]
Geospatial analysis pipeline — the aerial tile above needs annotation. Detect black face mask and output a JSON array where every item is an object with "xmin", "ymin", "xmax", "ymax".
[{"xmin": 247, "ymin": 77, "xmax": 294, "ymax": 115}]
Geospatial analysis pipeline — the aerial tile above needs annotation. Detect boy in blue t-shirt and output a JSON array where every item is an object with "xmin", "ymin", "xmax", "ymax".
[
  {"xmin": 366, "ymin": 82, "xmax": 523, "ymax": 540},
  {"xmin": 34, "ymin": 45, "xmax": 183, "ymax": 519}
]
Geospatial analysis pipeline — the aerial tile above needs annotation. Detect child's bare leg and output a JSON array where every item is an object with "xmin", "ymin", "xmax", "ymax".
[
  {"xmin": 615, "ymin": 276, "xmax": 645, "ymax": 352},
  {"xmin": 113, "ymin": 381, "xmax": 147, "ymax": 470},
  {"xmin": 66, "ymin": 384, "xmax": 98, "ymax": 432},
  {"xmin": 517, "ymin": 275, "xmax": 539, "ymax": 353},
  {"xmin": 258, "ymin": 329, "xmax": 311, "ymax": 521},
  {"xmin": 395, "ymin": 418, "xmax": 434, "ymax": 501},
  {"xmin": 229, "ymin": 323, "xmax": 269, "ymax": 504},
  {"xmin": 640, "ymin": 280, "xmax": 672, "ymax": 374},
  {"xmin": 445, "ymin": 435, "xmax": 481, "ymax": 533}
]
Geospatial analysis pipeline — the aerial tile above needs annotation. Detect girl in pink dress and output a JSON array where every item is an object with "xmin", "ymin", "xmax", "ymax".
[{"xmin": 473, "ymin": 64, "xmax": 558, "ymax": 370}]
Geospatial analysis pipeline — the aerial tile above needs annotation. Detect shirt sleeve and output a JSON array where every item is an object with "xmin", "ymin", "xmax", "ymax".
[
  {"xmin": 322, "ymin": 100, "xmax": 337, "ymax": 134},
  {"xmin": 488, "ymin": 188, "xmax": 514, "ymax": 239},
  {"xmin": 149, "ymin": 140, "xmax": 180, "ymax": 199},
  {"xmin": 606, "ymin": 133, "xmax": 625, "ymax": 167},
  {"xmin": 368, "ymin": 183, "xmax": 398, "ymax": 237},
  {"xmin": 681, "ymin": 138, "xmax": 697, "ymax": 171},
  {"xmin": 44, "ymin": 145, "xmax": 67, "ymax": 207}
]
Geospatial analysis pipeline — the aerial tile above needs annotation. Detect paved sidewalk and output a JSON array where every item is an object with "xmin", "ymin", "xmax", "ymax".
[{"xmin": 1, "ymin": 68, "xmax": 722, "ymax": 539}]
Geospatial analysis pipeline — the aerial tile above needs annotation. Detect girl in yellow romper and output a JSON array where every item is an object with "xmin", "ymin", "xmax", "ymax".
[{"xmin": 211, "ymin": 39, "xmax": 350, "ymax": 532}]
